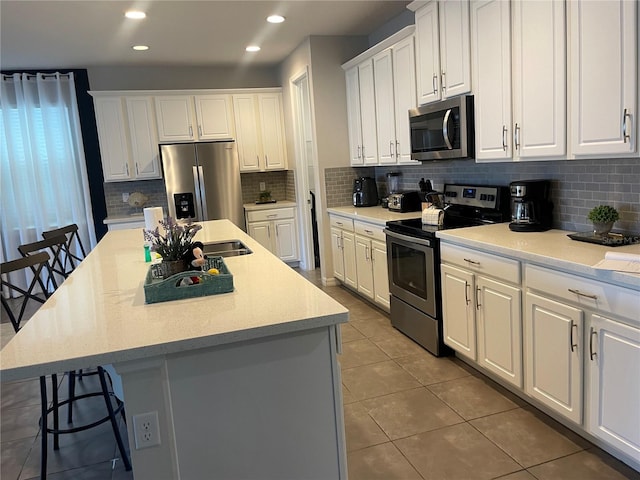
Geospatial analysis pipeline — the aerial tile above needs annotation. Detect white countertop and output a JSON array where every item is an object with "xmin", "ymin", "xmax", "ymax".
[
  {"xmin": 327, "ymin": 206, "xmax": 421, "ymax": 226},
  {"xmin": 103, "ymin": 214, "xmax": 145, "ymax": 225},
  {"xmin": 0, "ymin": 220, "xmax": 348, "ymax": 382},
  {"xmin": 437, "ymin": 224, "xmax": 640, "ymax": 290},
  {"xmin": 243, "ymin": 200, "xmax": 297, "ymax": 211}
]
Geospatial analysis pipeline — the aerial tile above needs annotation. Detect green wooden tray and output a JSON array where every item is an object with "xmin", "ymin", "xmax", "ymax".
[{"xmin": 144, "ymin": 256, "xmax": 233, "ymax": 304}]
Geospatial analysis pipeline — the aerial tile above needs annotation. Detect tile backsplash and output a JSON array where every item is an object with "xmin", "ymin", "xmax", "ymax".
[{"xmin": 325, "ymin": 158, "xmax": 640, "ymax": 234}]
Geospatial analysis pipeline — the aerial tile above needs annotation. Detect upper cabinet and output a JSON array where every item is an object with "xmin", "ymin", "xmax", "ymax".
[
  {"xmin": 155, "ymin": 94, "xmax": 235, "ymax": 142},
  {"xmin": 471, "ymin": 0, "xmax": 566, "ymax": 162},
  {"xmin": 411, "ymin": 0, "xmax": 471, "ymax": 105},
  {"xmin": 232, "ymin": 93, "xmax": 287, "ymax": 172},
  {"xmin": 91, "ymin": 94, "xmax": 161, "ymax": 182},
  {"xmin": 343, "ymin": 26, "xmax": 417, "ymax": 166},
  {"xmin": 569, "ymin": 0, "xmax": 637, "ymax": 156}
]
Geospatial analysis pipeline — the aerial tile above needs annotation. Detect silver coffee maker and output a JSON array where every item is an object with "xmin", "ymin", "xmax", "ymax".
[{"xmin": 509, "ymin": 180, "xmax": 553, "ymax": 232}]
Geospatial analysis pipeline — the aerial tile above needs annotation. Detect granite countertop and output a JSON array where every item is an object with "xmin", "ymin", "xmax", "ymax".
[
  {"xmin": 243, "ymin": 200, "xmax": 297, "ymax": 211},
  {"xmin": 327, "ymin": 205, "xmax": 422, "ymax": 227},
  {"xmin": 437, "ymin": 223, "xmax": 640, "ymax": 290},
  {"xmin": 0, "ymin": 220, "xmax": 348, "ymax": 382},
  {"xmin": 103, "ymin": 214, "xmax": 145, "ymax": 225}
]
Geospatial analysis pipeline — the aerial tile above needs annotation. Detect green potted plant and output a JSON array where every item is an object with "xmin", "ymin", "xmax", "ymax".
[{"xmin": 587, "ymin": 205, "xmax": 619, "ymax": 236}]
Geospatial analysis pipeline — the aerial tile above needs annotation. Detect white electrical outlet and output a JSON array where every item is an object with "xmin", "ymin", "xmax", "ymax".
[
  {"xmin": 259, "ymin": 182, "xmax": 266, "ymax": 191},
  {"xmin": 133, "ymin": 411, "xmax": 161, "ymax": 449},
  {"xmin": 122, "ymin": 192, "xmax": 130, "ymax": 203}
]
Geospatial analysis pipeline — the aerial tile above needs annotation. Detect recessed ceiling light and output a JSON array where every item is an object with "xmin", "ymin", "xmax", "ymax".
[
  {"xmin": 125, "ymin": 10, "xmax": 146, "ymax": 19},
  {"xmin": 132, "ymin": 45, "xmax": 149, "ymax": 51},
  {"xmin": 267, "ymin": 15, "xmax": 285, "ymax": 24},
  {"xmin": 246, "ymin": 45, "xmax": 261, "ymax": 52}
]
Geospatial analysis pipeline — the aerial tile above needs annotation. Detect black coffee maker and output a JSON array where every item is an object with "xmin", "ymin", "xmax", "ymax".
[
  {"xmin": 509, "ymin": 180, "xmax": 553, "ymax": 232},
  {"xmin": 353, "ymin": 177, "xmax": 378, "ymax": 207}
]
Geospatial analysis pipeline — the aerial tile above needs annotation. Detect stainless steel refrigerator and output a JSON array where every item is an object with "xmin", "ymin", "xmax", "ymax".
[{"xmin": 160, "ymin": 141, "xmax": 245, "ymax": 231}]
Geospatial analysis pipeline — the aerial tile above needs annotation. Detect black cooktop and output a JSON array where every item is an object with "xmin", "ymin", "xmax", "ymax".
[{"xmin": 386, "ymin": 215, "xmax": 487, "ymax": 239}]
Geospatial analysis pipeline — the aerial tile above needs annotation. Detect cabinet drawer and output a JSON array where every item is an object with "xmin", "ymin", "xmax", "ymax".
[
  {"xmin": 247, "ymin": 207, "xmax": 294, "ymax": 222},
  {"xmin": 441, "ymin": 243, "xmax": 520, "ymax": 284},
  {"xmin": 526, "ymin": 264, "xmax": 639, "ymax": 324},
  {"xmin": 354, "ymin": 221, "xmax": 385, "ymax": 242},
  {"xmin": 329, "ymin": 215, "xmax": 354, "ymax": 232}
]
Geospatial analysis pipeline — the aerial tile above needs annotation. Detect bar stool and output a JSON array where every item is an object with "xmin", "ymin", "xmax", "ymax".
[
  {"xmin": 1, "ymin": 255, "xmax": 132, "ymax": 479},
  {"xmin": 42, "ymin": 224, "xmax": 87, "ymax": 273},
  {"xmin": 17, "ymin": 235, "xmax": 69, "ymax": 290}
]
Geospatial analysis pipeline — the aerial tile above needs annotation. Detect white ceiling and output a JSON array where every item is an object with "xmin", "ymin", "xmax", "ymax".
[{"xmin": 0, "ymin": 1, "xmax": 411, "ymax": 69}]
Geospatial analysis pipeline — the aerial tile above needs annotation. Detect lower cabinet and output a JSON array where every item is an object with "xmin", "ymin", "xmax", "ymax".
[
  {"xmin": 329, "ymin": 216, "xmax": 357, "ymax": 290},
  {"xmin": 440, "ymin": 244, "xmax": 522, "ymax": 388},
  {"xmin": 246, "ymin": 207, "xmax": 298, "ymax": 262}
]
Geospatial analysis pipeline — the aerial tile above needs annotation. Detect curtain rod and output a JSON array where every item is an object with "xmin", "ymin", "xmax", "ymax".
[{"xmin": 2, "ymin": 73, "xmax": 72, "ymax": 81}]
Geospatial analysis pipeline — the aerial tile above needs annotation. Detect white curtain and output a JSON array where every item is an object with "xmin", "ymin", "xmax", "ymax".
[{"xmin": 0, "ymin": 72, "xmax": 96, "ymax": 284}]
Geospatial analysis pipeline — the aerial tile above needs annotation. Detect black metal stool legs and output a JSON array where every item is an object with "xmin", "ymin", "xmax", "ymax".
[
  {"xmin": 39, "ymin": 376, "xmax": 48, "ymax": 480},
  {"xmin": 98, "ymin": 367, "xmax": 132, "ymax": 472}
]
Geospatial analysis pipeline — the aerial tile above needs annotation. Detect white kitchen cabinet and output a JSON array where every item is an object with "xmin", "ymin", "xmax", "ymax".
[
  {"xmin": 344, "ymin": 61, "xmax": 378, "ymax": 166},
  {"xmin": 246, "ymin": 207, "xmax": 298, "ymax": 262},
  {"xmin": 345, "ymin": 67, "xmax": 364, "ymax": 166},
  {"xmin": 587, "ymin": 314, "xmax": 640, "ymax": 461},
  {"xmin": 569, "ymin": 0, "xmax": 637, "ymax": 156},
  {"xmin": 92, "ymin": 95, "xmax": 161, "ymax": 182},
  {"xmin": 412, "ymin": 0, "xmax": 471, "ymax": 105},
  {"xmin": 233, "ymin": 93, "xmax": 287, "ymax": 172},
  {"xmin": 524, "ymin": 291, "xmax": 583, "ymax": 424},
  {"xmin": 354, "ymin": 221, "xmax": 390, "ymax": 311},
  {"xmin": 373, "ymin": 36, "xmax": 419, "ymax": 165},
  {"xmin": 441, "ymin": 243, "xmax": 522, "ymax": 387},
  {"xmin": 329, "ymin": 215, "xmax": 357, "ymax": 290},
  {"xmin": 155, "ymin": 94, "xmax": 235, "ymax": 142},
  {"xmin": 472, "ymin": 0, "xmax": 565, "ymax": 162}
]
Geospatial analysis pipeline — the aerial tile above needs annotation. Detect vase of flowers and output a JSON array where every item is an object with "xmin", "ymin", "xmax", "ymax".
[{"xmin": 143, "ymin": 216, "xmax": 202, "ymax": 278}]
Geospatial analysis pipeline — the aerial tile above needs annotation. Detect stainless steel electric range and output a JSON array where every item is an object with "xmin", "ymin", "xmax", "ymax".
[{"xmin": 384, "ymin": 184, "xmax": 511, "ymax": 356}]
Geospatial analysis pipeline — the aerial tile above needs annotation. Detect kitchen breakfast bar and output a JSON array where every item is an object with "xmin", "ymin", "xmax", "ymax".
[{"xmin": 0, "ymin": 220, "xmax": 349, "ymax": 479}]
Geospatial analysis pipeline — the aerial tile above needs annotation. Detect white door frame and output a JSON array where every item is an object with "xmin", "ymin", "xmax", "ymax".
[{"xmin": 290, "ymin": 66, "xmax": 318, "ymax": 271}]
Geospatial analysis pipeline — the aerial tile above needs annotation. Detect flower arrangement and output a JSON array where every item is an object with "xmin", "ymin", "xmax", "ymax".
[
  {"xmin": 143, "ymin": 216, "xmax": 202, "ymax": 261},
  {"xmin": 587, "ymin": 205, "xmax": 619, "ymax": 224}
]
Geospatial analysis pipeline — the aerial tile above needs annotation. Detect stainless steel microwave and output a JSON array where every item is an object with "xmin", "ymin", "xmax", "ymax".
[{"xmin": 409, "ymin": 95, "xmax": 474, "ymax": 161}]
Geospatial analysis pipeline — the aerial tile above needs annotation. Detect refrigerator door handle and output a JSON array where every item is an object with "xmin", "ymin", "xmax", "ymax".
[
  {"xmin": 193, "ymin": 166, "xmax": 204, "ymax": 221},
  {"xmin": 198, "ymin": 165, "xmax": 209, "ymax": 220}
]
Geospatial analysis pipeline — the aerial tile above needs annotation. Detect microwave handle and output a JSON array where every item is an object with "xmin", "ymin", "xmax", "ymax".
[{"xmin": 442, "ymin": 109, "xmax": 453, "ymax": 150}]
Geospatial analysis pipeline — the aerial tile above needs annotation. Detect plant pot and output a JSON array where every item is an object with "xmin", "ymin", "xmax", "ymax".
[
  {"xmin": 160, "ymin": 259, "xmax": 188, "ymax": 278},
  {"xmin": 592, "ymin": 221, "xmax": 614, "ymax": 236}
]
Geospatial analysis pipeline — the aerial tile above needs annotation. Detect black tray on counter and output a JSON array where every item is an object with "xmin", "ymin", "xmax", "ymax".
[{"xmin": 568, "ymin": 231, "xmax": 640, "ymax": 247}]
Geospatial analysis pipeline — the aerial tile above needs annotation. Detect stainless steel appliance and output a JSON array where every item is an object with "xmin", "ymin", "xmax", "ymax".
[
  {"xmin": 509, "ymin": 179, "xmax": 553, "ymax": 232},
  {"xmin": 353, "ymin": 177, "xmax": 378, "ymax": 207},
  {"xmin": 388, "ymin": 191, "xmax": 422, "ymax": 212},
  {"xmin": 409, "ymin": 95, "xmax": 474, "ymax": 161},
  {"xmin": 160, "ymin": 141, "xmax": 245, "ymax": 230},
  {"xmin": 385, "ymin": 184, "xmax": 510, "ymax": 356}
]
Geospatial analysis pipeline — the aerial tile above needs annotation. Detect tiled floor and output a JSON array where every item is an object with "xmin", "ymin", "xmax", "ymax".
[{"xmin": 2, "ymin": 269, "xmax": 639, "ymax": 479}]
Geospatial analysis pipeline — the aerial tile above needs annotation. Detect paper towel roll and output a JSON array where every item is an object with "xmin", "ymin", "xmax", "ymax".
[{"xmin": 144, "ymin": 207, "xmax": 164, "ymax": 232}]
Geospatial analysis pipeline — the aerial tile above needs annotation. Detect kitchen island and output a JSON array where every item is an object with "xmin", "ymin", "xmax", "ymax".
[{"xmin": 0, "ymin": 220, "xmax": 349, "ymax": 479}]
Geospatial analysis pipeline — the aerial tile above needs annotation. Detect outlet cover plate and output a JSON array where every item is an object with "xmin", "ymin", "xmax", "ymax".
[{"xmin": 133, "ymin": 411, "xmax": 161, "ymax": 449}]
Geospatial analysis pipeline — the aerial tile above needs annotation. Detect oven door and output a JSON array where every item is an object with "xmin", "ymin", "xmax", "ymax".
[{"xmin": 385, "ymin": 229, "xmax": 437, "ymax": 318}]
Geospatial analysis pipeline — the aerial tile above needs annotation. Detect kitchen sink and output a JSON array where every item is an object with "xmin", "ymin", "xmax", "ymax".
[{"xmin": 201, "ymin": 240, "xmax": 252, "ymax": 257}]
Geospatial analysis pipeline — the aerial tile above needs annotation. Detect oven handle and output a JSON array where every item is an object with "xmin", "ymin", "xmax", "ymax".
[{"xmin": 384, "ymin": 229, "xmax": 433, "ymax": 248}]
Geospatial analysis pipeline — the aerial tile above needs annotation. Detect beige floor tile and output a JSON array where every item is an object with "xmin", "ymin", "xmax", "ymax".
[
  {"xmin": 1, "ymin": 436, "xmax": 36, "ymax": 480},
  {"xmin": 527, "ymin": 449, "xmax": 640, "ymax": 480},
  {"xmin": 347, "ymin": 442, "xmax": 422, "ymax": 480},
  {"xmin": 395, "ymin": 352, "xmax": 471, "ymax": 386},
  {"xmin": 361, "ymin": 387, "xmax": 464, "ymax": 440},
  {"xmin": 341, "ymin": 361, "xmax": 421, "ymax": 401},
  {"xmin": 427, "ymin": 375, "xmax": 521, "ymax": 420},
  {"xmin": 369, "ymin": 329, "xmax": 429, "ymax": 358},
  {"xmin": 0, "ymin": 403, "xmax": 41, "ymax": 442},
  {"xmin": 494, "ymin": 471, "xmax": 538, "ymax": 480},
  {"xmin": 340, "ymin": 323, "xmax": 365, "ymax": 343},
  {"xmin": 395, "ymin": 423, "xmax": 521, "ymax": 480},
  {"xmin": 470, "ymin": 408, "xmax": 587, "ymax": 468},
  {"xmin": 349, "ymin": 316, "xmax": 397, "ymax": 340},
  {"xmin": 338, "ymin": 339, "xmax": 390, "ymax": 369},
  {"xmin": 343, "ymin": 402, "xmax": 389, "ymax": 452},
  {"xmin": 341, "ymin": 384, "xmax": 356, "ymax": 405}
]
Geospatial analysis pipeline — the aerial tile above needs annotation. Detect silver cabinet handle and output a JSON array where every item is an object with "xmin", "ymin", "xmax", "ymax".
[
  {"xmin": 389, "ymin": 141, "xmax": 394, "ymax": 157},
  {"xmin": 463, "ymin": 258, "xmax": 480, "ymax": 266},
  {"xmin": 395, "ymin": 141, "xmax": 400, "ymax": 158},
  {"xmin": 514, "ymin": 123, "xmax": 520, "ymax": 150},
  {"xmin": 198, "ymin": 125, "xmax": 202, "ymax": 137},
  {"xmin": 357, "ymin": 145, "xmax": 361, "ymax": 159},
  {"xmin": 362, "ymin": 145, "xmax": 365, "ymax": 158},
  {"xmin": 265, "ymin": 155, "xmax": 269, "ymax": 165},
  {"xmin": 568, "ymin": 288, "xmax": 598, "ymax": 300},
  {"xmin": 502, "ymin": 125, "xmax": 508, "ymax": 151},
  {"xmin": 266, "ymin": 214, "xmax": 278, "ymax": 218},
  {"xmin": 475, "ymin": 286, "xmax": 481, "ymax": 310},
  {"xmin": 125, "ymin": 163, "xmax": 129, "ymax": 176},
  {"xmin": 135, "ymin": 163, "xmax": 139, "ymax": 176},
  {"xmin": 267, "ymin": 225, "xmax": 271, "ymax": 238},
  {"xmin": 443, "ymin": 109, "xmax": 453, "ymax": 150},
  {"xmin": 623, "ymin": 108, "xmax": 631, "ymax": 143},
  {"xmin": 432, "ymin": 74, "xmax": 438, "ymax": 94},
  {"xmin": 441, "ymin": 72, "xmax": 446, "ymax": 93},
  {"xmin": 275, "ymin": 224, "xmax": 279, "ymax": 237},
  {"xmin": 589, "ymin": 327, "xmax": 597, "ymax": 360},
  {"xmin": 336, "ymin": 221, "xmax": 343, "ymax": 226},
  {"xmin": 464, "ymin": 281, "xmax": 470, "ymax": 305},
  {"xmin": 364, "ymin": 229, "xmax": 373, "ymax": 235},
  {"xmin": 570, "ymin": 321, "xmax": 577, "ymax": 352},
  {"xmin": 189, "ymin": 125, "xmax": 193, "ymax": 137}
]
